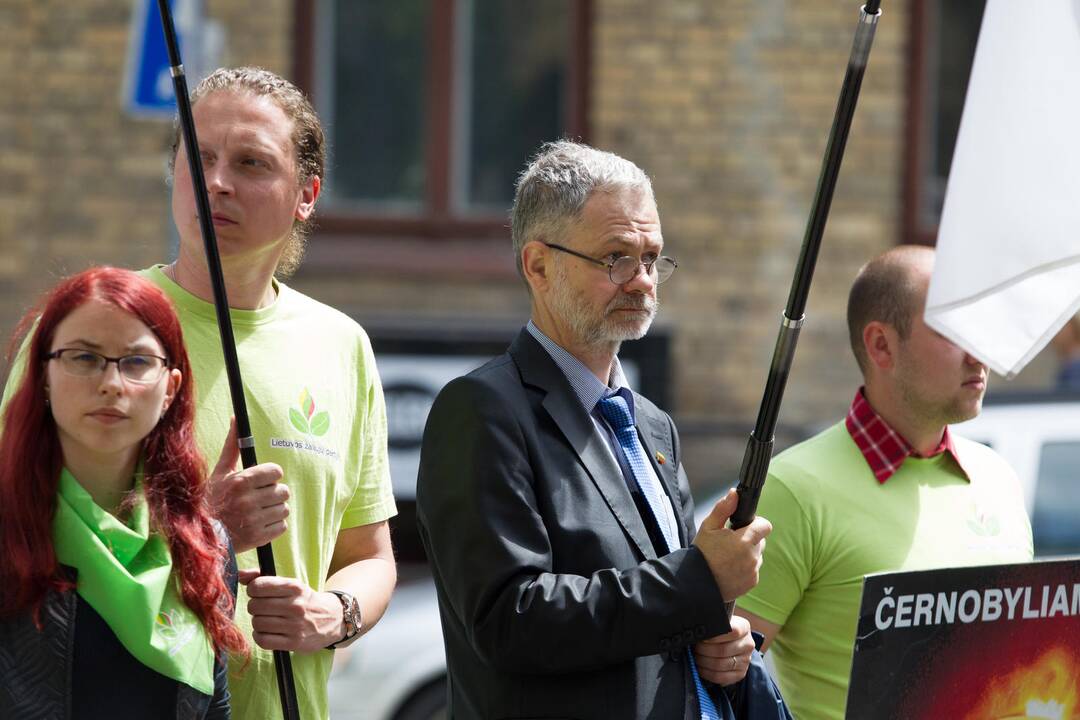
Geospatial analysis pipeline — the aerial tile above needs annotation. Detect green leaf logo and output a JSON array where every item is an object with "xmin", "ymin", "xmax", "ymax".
[
  {"xmin": 288, "ymin": 389, "xmax": 331, "ymax": 436},
  {"xmin": 310, "ymin": 411, "xmax": 330, "ymax": 436},
  {"xmin": 289, "ymin": 407, "xmax": 310, "ymax": 434}
]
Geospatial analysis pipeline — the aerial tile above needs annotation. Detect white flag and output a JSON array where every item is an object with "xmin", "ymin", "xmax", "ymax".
[{"xmin": 925, "ymin": 0, "xmax": 1080, "ymax": 379}]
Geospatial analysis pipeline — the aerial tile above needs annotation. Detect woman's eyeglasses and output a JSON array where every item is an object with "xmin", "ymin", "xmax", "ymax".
[{"xmin": 45, "ymin": 348, "xmax": 169, "ymax": 384}]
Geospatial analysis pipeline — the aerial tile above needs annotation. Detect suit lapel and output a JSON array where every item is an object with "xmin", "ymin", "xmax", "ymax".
[
  {"xmin": 635, "ymin": 396, "xmax": 689, "ymax": 548},
  {"xmin": 510, "ymin": 331, "xmax": 656, "ymax": 560}
]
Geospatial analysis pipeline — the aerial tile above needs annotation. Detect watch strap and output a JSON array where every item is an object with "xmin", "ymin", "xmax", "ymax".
[{"xmin": 325, "ymin": 590, "xmax": 362, "ymax": 649}]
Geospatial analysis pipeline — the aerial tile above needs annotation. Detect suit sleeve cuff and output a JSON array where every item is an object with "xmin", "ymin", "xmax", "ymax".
[{"xmin": 654, "ymin": 545, "xmax": 732, "ymax": 655}]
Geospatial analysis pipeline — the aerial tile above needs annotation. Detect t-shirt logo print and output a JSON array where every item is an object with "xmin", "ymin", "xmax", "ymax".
[{"xmin": 289, "ymin": 388, "xmax": 331, "ymax": 436}]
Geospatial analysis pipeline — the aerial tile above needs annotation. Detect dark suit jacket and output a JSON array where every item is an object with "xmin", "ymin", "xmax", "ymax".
[{"xmin": 417, "ymin": 329, "xmax": 731, "ymax": 720}]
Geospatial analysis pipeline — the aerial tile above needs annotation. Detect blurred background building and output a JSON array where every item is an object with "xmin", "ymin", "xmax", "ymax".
[{"xmin": 0, "ymin": 0, "xmax": 1058, "ymax": 496}]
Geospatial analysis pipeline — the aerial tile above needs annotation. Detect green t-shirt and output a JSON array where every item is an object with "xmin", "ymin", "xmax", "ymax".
[
  {"xmin": 143, "ymin": 266, "xmax": 397, "ymax": 720},
  {"xmin": 738, "ymin": 422, "xmax": 1033, "ymax": 720}
]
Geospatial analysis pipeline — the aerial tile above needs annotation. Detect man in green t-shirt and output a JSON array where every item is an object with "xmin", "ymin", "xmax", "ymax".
[
  {"xmin": 160, "ymin": 67, "xmax": 397, "ymax": 720},
  {"xmin": 736, "ymin": 245, "xmax": 1034, "ymax": 720}
]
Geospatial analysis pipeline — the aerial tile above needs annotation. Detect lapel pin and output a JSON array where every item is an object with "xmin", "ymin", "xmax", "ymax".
[{"xmin": 655, "ymin": 451, "xmax": 666, "ymax": 465}]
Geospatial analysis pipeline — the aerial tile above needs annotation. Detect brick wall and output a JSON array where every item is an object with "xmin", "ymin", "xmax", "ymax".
[
  {"xmin": 0, "ymin": 1, "xmax": 1054, "ymax": 490},
  {"xmin": 1, "ymin": 1, "xmax": 179, "ymax": 364}
]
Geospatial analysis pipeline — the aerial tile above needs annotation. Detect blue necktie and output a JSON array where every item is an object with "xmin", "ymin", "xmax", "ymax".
[{"xmin": 597, "ymin": 394, "xmax": 721, "ymax": 720}]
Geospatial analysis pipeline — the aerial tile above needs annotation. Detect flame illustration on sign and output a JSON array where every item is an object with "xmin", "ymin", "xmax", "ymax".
[{"xmin": 965, "ymin": 647, "xmax": 1079, "ymax": 720}]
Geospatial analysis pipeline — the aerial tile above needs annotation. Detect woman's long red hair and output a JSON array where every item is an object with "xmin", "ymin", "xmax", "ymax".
[{"xmin": 0, "ymin": 267, "xmax": 246, "ymax": 657}]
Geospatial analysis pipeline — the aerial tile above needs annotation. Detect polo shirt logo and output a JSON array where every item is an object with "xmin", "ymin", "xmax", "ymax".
[
  {"xmin": 289, "ymin": 388, "xmax": 331, "ymax": 437},
  {"xmin": 968, "ymin": 501, "xmax": 1001, "ymax": 537}
]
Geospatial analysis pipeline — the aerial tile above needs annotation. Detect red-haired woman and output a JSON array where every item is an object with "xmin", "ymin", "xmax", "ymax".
[{"xmin": 0, "ymin": 267, "xmax": 246, "ymax": 719}]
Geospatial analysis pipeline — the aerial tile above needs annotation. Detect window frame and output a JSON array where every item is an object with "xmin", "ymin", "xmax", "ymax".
[
  {"xmin": 903, "ymin": 0, "xmax": 935, "ymax": 246},
  {"xmin": 292, "ymin": 0, "xmax": 592, "ymax": 276},
  {"xmin": 902, "ymin": 0, "xmax": 986, "ymax": 247}
]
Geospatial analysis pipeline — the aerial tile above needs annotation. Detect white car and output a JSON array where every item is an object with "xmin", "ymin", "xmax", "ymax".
[
  {"xmin": 327, "ymin": 568, "xmax": 446, "ymax": 720},
  {"xmin": 952, "ymin": 392, "xmax": 1080, "ymax": 557}
]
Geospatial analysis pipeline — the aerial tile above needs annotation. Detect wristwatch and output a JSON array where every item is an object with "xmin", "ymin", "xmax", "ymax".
[{"xmin": 325, "ymin": 590, "xmax": 362, "ymax": 649}]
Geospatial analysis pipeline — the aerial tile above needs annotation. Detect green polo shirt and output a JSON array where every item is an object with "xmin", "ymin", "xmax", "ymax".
[{"xmin": 739, "ymin": 422, "xmax": 1032, "ymax": 720}]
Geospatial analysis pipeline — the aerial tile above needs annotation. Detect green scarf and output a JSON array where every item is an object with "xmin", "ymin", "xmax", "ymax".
[{"xmin": 52, "ymin": 468, "xmax": 215, "ymax": 695}]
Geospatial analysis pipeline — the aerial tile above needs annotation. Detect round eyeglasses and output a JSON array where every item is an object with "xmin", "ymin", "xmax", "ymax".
[
  {"xmin": 543, "ymin": 243, "xmax": 677, "ymax": 285},
  {"xmin": 45, "ymin": 348, "xmax": 170, "ymax": 384}
]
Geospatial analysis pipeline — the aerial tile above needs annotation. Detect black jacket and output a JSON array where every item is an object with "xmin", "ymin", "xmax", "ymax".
[
  {"xmin": 0, "ymin": 528, "xmax": 237, "ymax": 720},
  {"xmin": 416, "ymin": 330, "xmax": 731, "ymax": 719}
]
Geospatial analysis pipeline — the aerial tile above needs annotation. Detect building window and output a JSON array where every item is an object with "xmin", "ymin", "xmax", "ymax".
[
  {"xmin": 904, "ymin": 0, "xmax": 986, "ymax": 245},
  {"xmin": 296, "ymin": 0, "xmax": 589, "ymax": 243},
  {"xmin": 321, "ymin": 1, "xmax": 430, "ymax": 213}
]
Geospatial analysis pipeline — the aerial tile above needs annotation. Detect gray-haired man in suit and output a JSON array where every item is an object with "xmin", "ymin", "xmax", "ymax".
[{"xmin": 417, "ymin": 141, "xmax": 774, "ymax": 719}]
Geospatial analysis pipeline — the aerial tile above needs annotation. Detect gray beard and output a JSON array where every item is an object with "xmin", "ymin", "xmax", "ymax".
[{"xmin": 548, "ymin": 280, "xmax": 658, "ymax": 350}]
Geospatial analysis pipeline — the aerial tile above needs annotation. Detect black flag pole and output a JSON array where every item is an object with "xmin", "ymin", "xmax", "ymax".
[
  {"xmin": 154, "ymin": 2, "xmax": 301, "ymax": 717},
  {"xmin": 726, "ymin": 1, "xmax": 883, "ymax": 609}
]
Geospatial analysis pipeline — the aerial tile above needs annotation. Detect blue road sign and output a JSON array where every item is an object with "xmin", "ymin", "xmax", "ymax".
[{"xmin": 123, "ymin": 0, "xmax": 189, "ymax": 117}]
